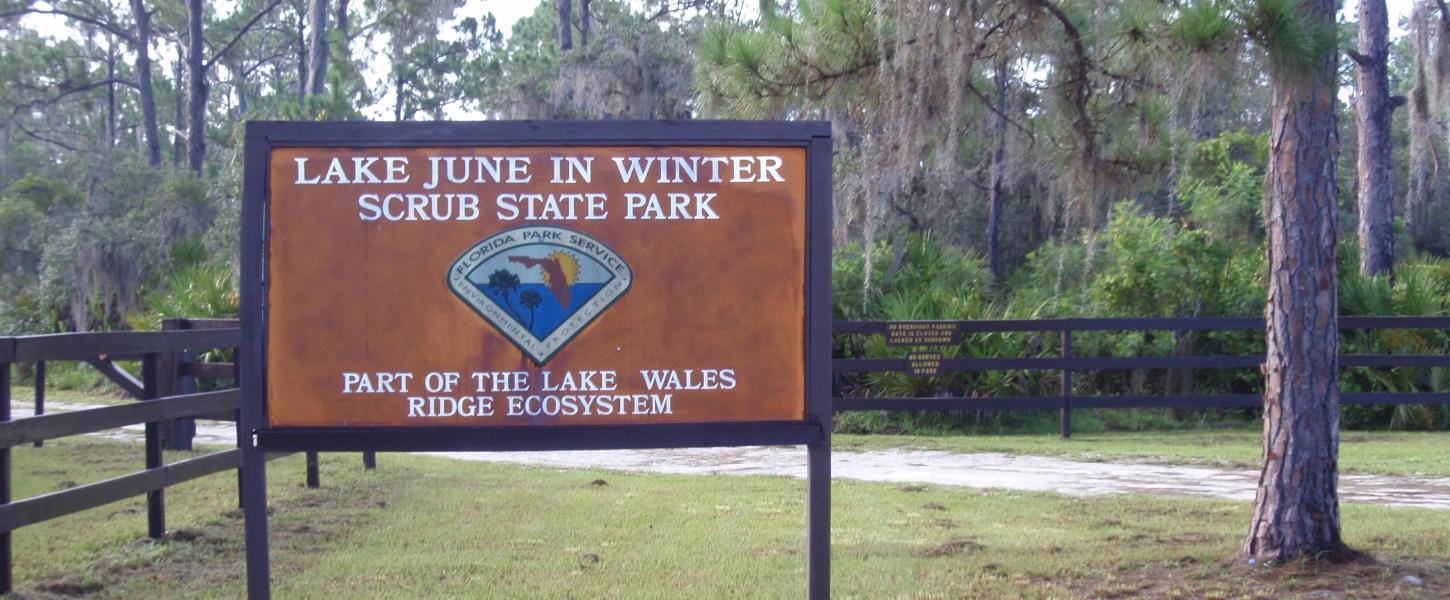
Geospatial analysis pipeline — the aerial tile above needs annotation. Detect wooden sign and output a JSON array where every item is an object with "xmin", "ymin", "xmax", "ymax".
[
  {"xmin": 238, "ymin": 121, "xmax": 834, "ymax": 600},
  {"xmin": 886, "ymin": 321, "xmax": 962, "ymax": 346},
  {"xmin": 241, "ymin": 121, "xmax": 832, "ymax": 451},
  {"xmin": 906, "ymin": 352, "xmax": 944, "ymax": 377}
]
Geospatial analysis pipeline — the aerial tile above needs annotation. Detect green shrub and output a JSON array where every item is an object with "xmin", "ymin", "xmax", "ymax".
[{"xmin": 125, "ymin": 264, "xmax": 239, "ymax": 331}]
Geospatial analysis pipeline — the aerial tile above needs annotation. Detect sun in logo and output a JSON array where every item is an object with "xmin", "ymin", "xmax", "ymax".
[
  {"xmin": 541, "ymin": 250, "xmax": 580, "ymax": 289},
  {"xmin": 450, "ymin": 226, "xmax": 633, "ymax": 364},
  {"xmin": 506, "ymin": 250, "xmax": 582, "ymax": 309}
]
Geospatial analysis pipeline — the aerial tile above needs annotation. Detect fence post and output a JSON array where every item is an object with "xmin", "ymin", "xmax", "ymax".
[
  {"xmin": 1, "ymin": 359, "xmax": 12, "ymax": 594},
  {"xmin": 159, "ymin": 320, "xmax": 195, "ymax": 450},
  {"xmin": 363, "ymin": 451, "xmax": 376, "ymax": 470},
  {"xmin": 233, "ymin": 351, "xmax": 246, "ymax": 509},
  {"xmin": 1060, "ymin": 330, "xmax": 1072, "ymax": 439},
  {"xmin": 32, "ymin": 361, "xmax": 43, "ymax": 447},
  {"xmin": 306, "ymin": 452, "xmax": 320, "ymax": 488},
  {"xmin": 142, "ymin": 353, "xmax": 165, "ymax": 539}
]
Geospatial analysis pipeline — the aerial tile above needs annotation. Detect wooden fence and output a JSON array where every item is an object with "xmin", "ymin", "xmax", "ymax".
[
  {"xmin": 834, "ymin": 316, "xmax": 1450, "ymax": 437},
  {"xmin": 0, "ymin": 315, "xmax": 1446, "ymax": 593},
  {"xmin": 0, "ymin": 318, "xmax": 370, "ymax": 594}
]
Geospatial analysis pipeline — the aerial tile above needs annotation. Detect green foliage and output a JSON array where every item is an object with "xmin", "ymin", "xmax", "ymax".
[
  {"xmin": 1094, "ymin": 202, "xmax": 1230, "ymax": 317},
  {"xmin": 1178, "ymin": 131, "xmax": 1268, "ymax": 242},
  {"xmin": 474, "ymin": 0, "xmax": 694, "ymax": 119},
  {"xmin": 35, "ymin": 361, "xmax": 110, "ymax": 391},
  {"xmin": 0, "ymin": 155, "xmax": 217, "ymax": 333},
  {"xmin": 832, "ymin": 232, "xmax": 996, "ymax": 321},
  {"xmin": 281, "ymin": 71, "xmax": 366, "ymax": 121},
  {"xmin": 695, "ymin": 0, "xmax": 877, "ymax": 118},
  {"xmin": 835, "ymin": 205, "xmax": 1450, "ymax": 435},
  {"xmin": 1237, "ymin": 0, "xmax": 1338, "ymax": 76},
  {"xmin": 1339, "ymin": 258, "xmax": 1450, "ymax": 430},
  {"xmin": 1171, "ymin": 0, "xmax": 1239, "ymax": 52},
  {"xmin": 125, "ymin": 263, "xmax": 239, "ymax": 331}
]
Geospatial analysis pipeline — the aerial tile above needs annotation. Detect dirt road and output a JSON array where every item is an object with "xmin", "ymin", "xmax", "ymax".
[{"xmin": 37, "ymin": 401, "xmax": 1450, "ymax": 509}]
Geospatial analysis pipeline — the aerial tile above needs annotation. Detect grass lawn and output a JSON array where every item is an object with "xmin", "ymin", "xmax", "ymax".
[
  {"xmin": 14, "ymin": 386, "xmax": 1450, "ymax": 477},
  {"xmin": 8, "ymin": 386, "xmax": 135, "ymax": 408},
  {"xmin": 836, "ymin": 428, "xmax": 1450, "ymax": 477},
  {"xmin": 7, "ymin": 438, "xmax": 1449, "ymax": 599}
]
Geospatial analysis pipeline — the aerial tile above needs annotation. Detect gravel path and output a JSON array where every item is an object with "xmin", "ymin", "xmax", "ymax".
[
  {"xmin": 32, "ymin": 401, "xmax": 1450, "ymax": 509},
  {"xmin": 427, "ymin": 446, "xmax": 1450, "ymax": 509}
]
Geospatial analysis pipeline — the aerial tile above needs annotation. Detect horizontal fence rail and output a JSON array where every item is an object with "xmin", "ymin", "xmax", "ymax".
[
  {"xmin": 0, "ymin": 315, "xmax": 1443, "ymax": 594},
  {"xmin": 832, "ymin": 316, "xmax": 1450, "ymax": 438},
  {"xmin": 6, "ymin": 328, "xmax": 240, "ymax": 362},
  {"xmin": 0, "ymin": 390, "xmax": 238, "ymax": 449},
  {"xmin": 834, "ymin": 315, "xmax": 1450, "ymax": 334},
  {"xmin": 0, "ymin": 319, "xmax": 369, "ymax": 595}
]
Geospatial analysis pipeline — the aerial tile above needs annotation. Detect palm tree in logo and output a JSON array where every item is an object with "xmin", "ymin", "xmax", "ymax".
[
  {"xmin": 485, "ymin": 269, "xmax": 523, "ymax": 321},
  {"xmin": 518, "ymin": 289, "xmax": 543, "ymax": 332}
]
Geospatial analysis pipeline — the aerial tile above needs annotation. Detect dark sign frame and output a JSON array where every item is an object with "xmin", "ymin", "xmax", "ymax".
[{"xmin": 238, "ymin": 120, "xmax": 832, "ymax": 599}]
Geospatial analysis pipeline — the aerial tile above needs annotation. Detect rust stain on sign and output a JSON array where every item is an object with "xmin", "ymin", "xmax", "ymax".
[{"xmin": 266, "ymin": 146, "xmax": 808, "ymax": 427}]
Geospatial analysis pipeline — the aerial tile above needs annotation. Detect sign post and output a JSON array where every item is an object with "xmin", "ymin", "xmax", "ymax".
[{"xmin": 240, "ymin": 121, "xmax": 832, "ymax": 598}]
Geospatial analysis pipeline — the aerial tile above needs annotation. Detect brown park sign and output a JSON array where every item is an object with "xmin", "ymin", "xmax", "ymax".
[
  {"xmin": 238, "ymin": 121, "xmax": 834, "ymax": 600},
  {"xmin": 242, "ymin": 121, "xmax": 832, "ymax": 447}
]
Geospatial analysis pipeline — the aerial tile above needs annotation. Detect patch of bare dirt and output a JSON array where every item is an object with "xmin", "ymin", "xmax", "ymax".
[{"xmin": 924, "ymin": 536, "xmax": 984, "ymax": 557}]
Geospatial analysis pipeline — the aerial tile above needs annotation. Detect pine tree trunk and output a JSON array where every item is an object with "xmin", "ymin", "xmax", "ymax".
[
  {"xmin": 394, "ymin": 73, "xmax": 405, "ymax": 121},
  {"xmin": 581, "ymin": 0, "xmax": 590, "ymax": 46},
  {"xmin": 335, "ymin": 0, "xmax": 348, "ymax": 37},
  {"xmin": 987, "ymin": 55, "xmax": 1008, "ymax": 281},
  {"xmin": 130, "ymin": 0, "xmax": 162, "ymax": 166},
  {"xmin": 559, "ymin": 0, "xmax": 572, "ymax": 50},
  {"xmin": 296, "ymin": 2, "xmax": 307, "ymax": 103},
  {"xmin": 305, "ymin": 0, "xmax": 328, "ymax": 98},
  {"xmin": 236, "ymin": 63, "xmax": 249, "ymax": 116},
  {"xmin": 185, "ymin": 0, "xmax": 207, "ymax": 173},
  {"xmin": 1244, "ymin": 0, "xmax": 1349, "ymax": 564},
  {"xmin": 171, "ymin": 53, "xmax": 183, "ymax": 166},
  {"xmin": 1355, "ymin": 0, "xmax": 1395, "ymax": 277},
  {"xmin": 106, "ymin": 33, "xmax": 116, "ymax": 147},
  {"xmin": 1406, "ymin": 1, "xmax": 1433, "ymax": 245}
]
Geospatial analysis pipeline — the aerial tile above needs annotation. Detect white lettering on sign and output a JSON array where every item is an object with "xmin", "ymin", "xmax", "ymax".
[
  {"xmin": 622, "ymin": 193, "xmax": 719, "ymax": 220},
  {"xmin": 506, "ymin": 394, "xmax": 673, "ymax": 417},
  {"xmin": 293, "ymin": 151, "xmax": 792, "ymax": 223},
  {"xmin": 639, "ymin": 369, "xmax": 736, "ymax": 390},
  {"xmin": 494, "ymin": 193, "xmax": 608, "ymax": 221},
  {"xmin": 422, "ymin": 155, "xmax": 533, "ymax": 189},
  {"xmin": 337, "ymin": 369, "xmax": 733, "ymax": 421},
  {"xmin": 610, "ymin": 156, "xmax": 784, "ymax": 184},
  {"xmin": 294, "ymin": 156, "xmax": 410, "ymax": 185},
  {"xmin": 357, "ymin": 193, "xmax": 480, "ymax": 221},
  {"xmin": 342, "ymin": 372, "xmax": 414, "ymax": 394}
]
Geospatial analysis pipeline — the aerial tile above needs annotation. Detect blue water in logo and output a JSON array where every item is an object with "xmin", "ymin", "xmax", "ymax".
[{"xmin": 475, "ymin": 282, "xmax": 607, "ymax": 339}]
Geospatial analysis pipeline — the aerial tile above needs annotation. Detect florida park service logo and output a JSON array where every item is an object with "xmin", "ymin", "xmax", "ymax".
[{"xmin": 447, "ymin": 226, "xmax": 632, "ymax": 364}]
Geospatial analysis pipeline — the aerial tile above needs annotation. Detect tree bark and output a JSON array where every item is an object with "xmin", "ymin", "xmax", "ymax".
[
  {"xmin": 186, "ymin": 0, "xmax": 207, "ymax": 173},
  {"xmin": 305, "ymin": 0, "xmax": 328, "ymax": 98},
  {"xmin": 171, "ymin": 53, "xmax": 183, "ymax": 167},
  {"xmin": 1355, "ymin": 0, "xmax": 1395, "ymax": 277},
  {"xmin": 394, "ymin": 72, "xmax": 405, "ymax": 121},
  {"xmin": 1244, "ymin": 0, "xmax": 1350, "ymax": 564},
  {"xmin": 559, "ymin": 0, "xmax": 572, "ymax": 50},
  {"xmin": 105, "ymin": 32, "xmax": 116, "ymax": 147},
  {"xmin": 129, "ymin": 0, "xmax": 161, "ymax": 165},
  {"xmin": 231, "ymin": 56, "xmax": 249, "ymax": 117},
  {"xmin": 581, "ymin": 0, "xmax": 590, "ymax": 46},
  {"xmin": 1405, "ymin": 1, "xmax": 1433, "ymax": 244},
  {"xmin": 987, "ymin": 55, "xmax": 1008, "ymax": 281},
  {"xmin": 335, "ymin": 0, "xmax": 348, "ymax": 37},
  {"xmin": 296, "ymin": 0, "xmax": 307, "ymax": 103}
]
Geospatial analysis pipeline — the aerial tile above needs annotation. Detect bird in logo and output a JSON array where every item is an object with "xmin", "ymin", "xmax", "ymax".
[{"xmin": 507, "ymin": 251, "xmax": 581, "ymax": 309}]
